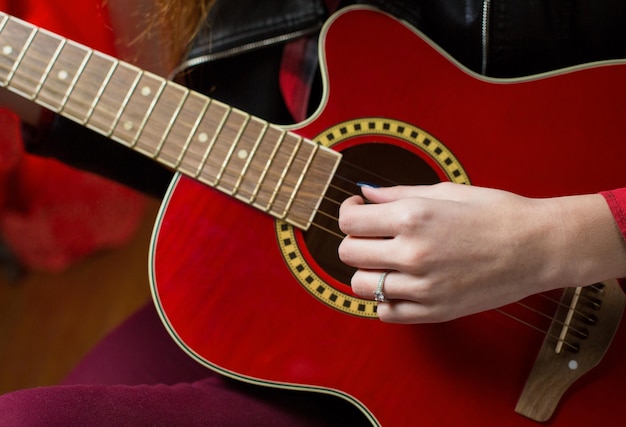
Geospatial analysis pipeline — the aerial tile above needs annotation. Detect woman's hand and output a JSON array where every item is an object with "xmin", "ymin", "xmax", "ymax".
[{"xmin": 338, "ymin": 182, "xmax": 626, "ymax": 324}]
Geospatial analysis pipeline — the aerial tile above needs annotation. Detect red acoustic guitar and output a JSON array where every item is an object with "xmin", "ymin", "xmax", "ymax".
[{"xmin": 2, "ymin": 6, "xmax": 626, "ymax": 425}]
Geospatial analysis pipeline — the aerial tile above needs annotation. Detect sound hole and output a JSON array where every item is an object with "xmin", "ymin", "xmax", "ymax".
[{"xmin": 304, "ymin": 142, "xmax": 441, "ymax": 286}]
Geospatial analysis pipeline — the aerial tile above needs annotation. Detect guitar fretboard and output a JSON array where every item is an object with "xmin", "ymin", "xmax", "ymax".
[{"xmin": 0, "ymin": 12, "xmax": 340, "ymax": 230}]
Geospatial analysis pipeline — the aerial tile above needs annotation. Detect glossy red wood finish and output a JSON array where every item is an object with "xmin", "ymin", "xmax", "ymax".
[{"xmin": 151, "ymin": 7, "xmax": 626, "ymax": 426}]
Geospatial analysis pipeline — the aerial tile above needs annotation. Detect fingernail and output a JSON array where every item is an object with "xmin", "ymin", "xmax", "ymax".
[{"xmin": 356, "ymin": 182, "xmax": 380, "ymax": 189}]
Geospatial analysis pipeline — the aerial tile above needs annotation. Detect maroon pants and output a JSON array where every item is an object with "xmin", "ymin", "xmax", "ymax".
[{"xmin": 0, "ymin": 304, "xmax": 366, "ymax": 426}]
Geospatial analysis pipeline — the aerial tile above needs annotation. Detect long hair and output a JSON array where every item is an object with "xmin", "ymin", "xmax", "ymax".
[{"xmin": 151, "ymin": 0, "xmax": 215, "ymax": 65}]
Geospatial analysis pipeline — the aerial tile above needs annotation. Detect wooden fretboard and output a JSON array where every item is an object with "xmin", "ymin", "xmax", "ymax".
[{"xmin": 0, "ymin": 12, "xmax": 340, "ymax": 230}]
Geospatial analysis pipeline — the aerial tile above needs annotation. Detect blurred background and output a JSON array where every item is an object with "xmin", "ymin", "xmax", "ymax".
[
  {"xmin": 0, "ymin": 200, "xmax": 158, "ymax": 394},
  {"xmin": 0, "ymin": 0, "xmax": 160, "ymax": 395}
]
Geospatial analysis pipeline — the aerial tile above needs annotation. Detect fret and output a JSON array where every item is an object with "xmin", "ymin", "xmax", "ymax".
[
  {"xmin": 111, "ymin": 70, "xmax": 143, "ymax": 133},
  {"xmin": 265, "ymin": 134, "xmax": 303, "ymax": 216},
  {"xmin": 11, "ymin": 29, "xmax": 63, "ymax": 99},
  {"xmin": 177, "ymin": 100, "xmax": 230, "ymax": 176},
  {"xmin": 214, "ymin": 113, "xmax": 251, "ymax": 189},
  {"xmin": 0, "ymin": 14, "xmax": 9, "ymax": 78},
  {"xmin": 0, "ymin": 17, "xmax": 36, "ymax": 85},
  {"xmin": 88, "ymin": 61, "xmax": 141, "ymax": 136},
  {"xmin": 160, "ymin": 91, "xmax": 210, "ymax": 168},
  {"xmin": 281, "ymin": 142, "xmax": 320, "ymax": 219},
  {"xmin": 196, "ymin": 109, "xmax": 248, "ymax": 186},
  {"xmin": 252, "ymin": 132, "xmax": 302, "ymax": 212},
  {"xmin": 249, "ymin": 127, "xmax": 286, "ymax": 207},
  {"xmin": 103, "ymin": 66, "xmax": 142, "ymax": 143},
  {"xmin": 83, "ymin": 58, "xmax": 118, "ymax": 124},
  {"xmin": 153, "ymin": 89, "xmax": 190, "ymax": 157},
  {"xmin": 34, "ymin": 37, "xmax": 66, "ymax": 99},
  {"xmin": 230, "ymin": 120, "xmax": 269, "ymax": 198},
  {"xmin": 60, "ymin": 49, "xmax": 92, "ymax": 113},
  {"xmin": 194, "ymin": 106, "xmax": 231, "ymax": 182},
  {"xmin": 37, "ymin": 42, "xmax": 91, "ymax": 111},
  {"xmin": 110, "ymin": 66, "xmax": 143, "ymax": 133},
  {"xmin": 133, "ymin": 81, "xmax": 188, "ymax": 156},
  {"xmin": 64, "ymin": 52, "xmax": 117, "ymax": 123},
  {"xmin": 6, "ymin": 25, "xmax": 36, "ymax": 84},
  {"xmin": 287, "ymin": 145, "xmax": 341, "ymax": 228},
  {"xmin": 0, "ymin": 13, "xmax": 8, "ymax": 31},
  {"xmin": 111, "ymin": 71, "xmax": 165, "ymax": 147}
]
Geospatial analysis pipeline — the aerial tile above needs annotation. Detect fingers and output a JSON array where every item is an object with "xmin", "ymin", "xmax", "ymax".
[
  {"xmin": 350, "ymin": 269, "xmax": 460, "ymax": 323},
  {"xmin": 338, "ymin": 188, "xmax": 435, "ymax": 275},
  {"xmin": 338, "ymin": 183, "xmax": 499, "ymax": 324},
  {"xmin": 359, "ymin": 181, "xmax": 473, "ymax": 205},
  {"xmin": 338, "ymin": 195, "xmax": 395, "ymax": 237},
  {"xmin": 338, "ymin": 236, "xmax": 399, "ymax": 270},
  {"xmin": 339, "ymin": 182, "xmax": 472, "ymax": 237},
  {"xmin": 350, "ymin": 269, "xmax": 453, "ymax": 323},
  {"xmin": 376, "ymin": 300, "xmax": 451, "ymax": 324},
  {"xmin": 352, "ymin": 268, "xmax": 437, "ymax": 301}
]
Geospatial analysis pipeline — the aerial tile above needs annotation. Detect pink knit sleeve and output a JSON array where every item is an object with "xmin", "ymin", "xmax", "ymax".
[{"xmin": 600, "ymin": 188, "xmax": 626, "ymax": 240}]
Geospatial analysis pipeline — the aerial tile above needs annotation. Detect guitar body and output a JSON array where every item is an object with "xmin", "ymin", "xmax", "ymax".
[{"xmin": 151, "ymin": 7, "xmax": 626, "ymax": 426}]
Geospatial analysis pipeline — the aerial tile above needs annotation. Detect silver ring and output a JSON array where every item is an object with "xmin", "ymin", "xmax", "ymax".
[{"xmin": 373, "ymin": 271, "xmax": 388, "ymax": 302}]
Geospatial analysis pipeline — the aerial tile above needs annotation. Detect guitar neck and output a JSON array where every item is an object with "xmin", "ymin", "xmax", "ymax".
[{"xmin": 0, "ymin": 12, "xmax": 340, "ymax": 230}]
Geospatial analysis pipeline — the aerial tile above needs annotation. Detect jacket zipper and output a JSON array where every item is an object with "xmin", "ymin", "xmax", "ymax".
[{"xmin": 481, "ymin": 0, "xmax": 491, "ymax": 75}]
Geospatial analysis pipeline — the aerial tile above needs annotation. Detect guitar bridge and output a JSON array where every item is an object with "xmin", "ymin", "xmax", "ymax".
[{"xmin": 515, "ymin": 279, "xmax": 625, "ymax": 422}]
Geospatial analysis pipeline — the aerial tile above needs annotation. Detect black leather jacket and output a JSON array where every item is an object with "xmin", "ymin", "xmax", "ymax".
[
  {"xmin": 29, "ymin": 0, "xmax": 626, "ymax": 196},
  {"xmin": 185, "ymin": 0, "xmax": 626, "ymax": 77}
]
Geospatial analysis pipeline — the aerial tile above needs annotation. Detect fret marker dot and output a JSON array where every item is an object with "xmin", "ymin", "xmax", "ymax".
[
  {"xmin": 237, "ymin": 149, "xmax": 249, "ymax": 160},
  {"xmin": 198, "ymin": 132, "xmax": 209, "ymax": 143},
  {"xmin": 568, "ymin": 360, "xmax": 579, "ymax": 371},
  {"xmin": 58, "ymin": 70, "xmax": 68, "ymax": 81},
  {"xmin": 141, "ymin": 86, "xmax": 151, "ymax": 96},
  {"xmin": 123, "ymin": 121, "xmax": 134, "ymax": 131},
  {"xmin": 2, "ymin": 46, "xmax": 12, "ymax": 55}
]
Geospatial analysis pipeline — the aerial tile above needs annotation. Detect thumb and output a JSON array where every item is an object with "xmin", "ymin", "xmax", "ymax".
[{"xmin": 359, "ymin": 182, "xmax": 466, "ymax": 204}]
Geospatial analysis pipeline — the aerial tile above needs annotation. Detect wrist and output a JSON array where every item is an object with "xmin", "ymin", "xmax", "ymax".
[{"xmin": 545, "ymin": 194, "xmax": 626, "ymax": 288}]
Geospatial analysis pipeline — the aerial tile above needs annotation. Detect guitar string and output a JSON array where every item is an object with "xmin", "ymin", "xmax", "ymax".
[
  {"xmin": 0, "ymin": 47, "xmax": 595, "ymax": 350},
  {"xmin": 494, "ymin": 308, "xmax": 580, "ymax": 352},
  {"xmin": 513, "ymin": 301, "xmax": 590, "ymax": 339},
  {"xmin": 537, "ymin": 290, "xmax": 601, "ymax": 325}
]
